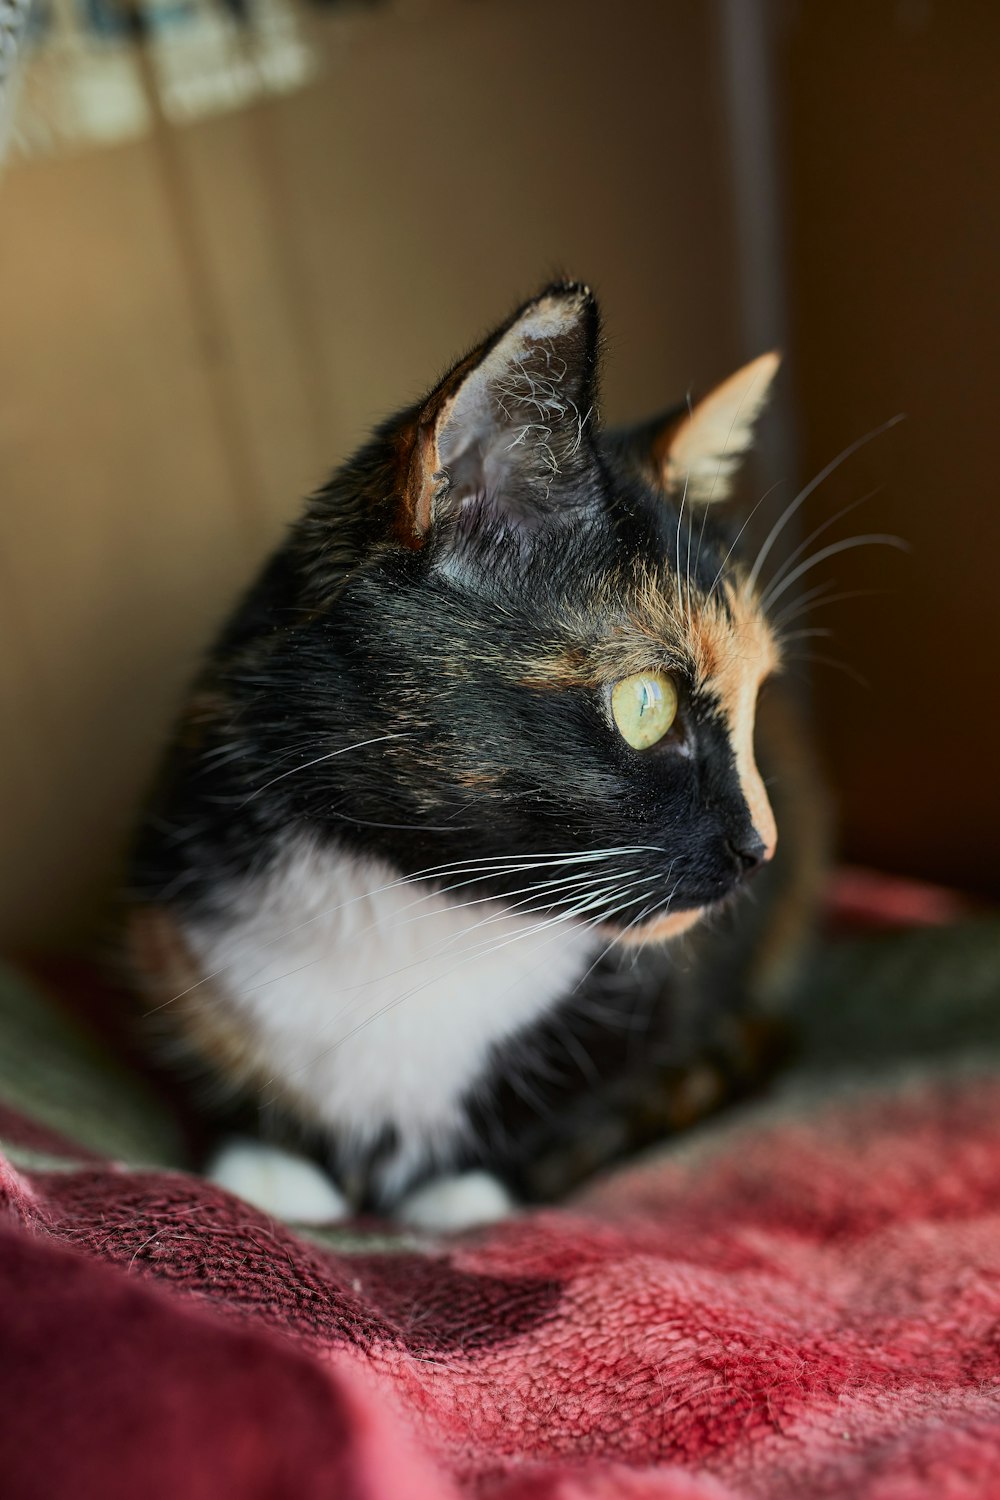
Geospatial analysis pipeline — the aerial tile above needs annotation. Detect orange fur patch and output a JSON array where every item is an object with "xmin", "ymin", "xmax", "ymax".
[
  {"xmin": 688, "ymin": 582, "xmax": 780, "ymax": 859},
  {"xmin": 612, "ymin": 907, "xmax": 705, "ymax": 946}
]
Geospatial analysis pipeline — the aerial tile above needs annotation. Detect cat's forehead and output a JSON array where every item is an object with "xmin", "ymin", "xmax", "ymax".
[
  {"xmin": 628, "ymin": 569, "xmax": 779, "ymax": 708},
  {"xmin": 525, "ymin": 562, "xmax": 779, "ymax": 707}
]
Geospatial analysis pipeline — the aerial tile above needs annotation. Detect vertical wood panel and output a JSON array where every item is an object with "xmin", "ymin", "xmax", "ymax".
[
  {"xmin": 0, "ymin": 140, "xmax": 255, "ymax": 944},
  {"xmin": 0, "ymin": 0, "xmax": 756, "ymax": 947},
  {"xmin": 779, "ymin": 1, "xmax": 1000, "ymax": 893}
]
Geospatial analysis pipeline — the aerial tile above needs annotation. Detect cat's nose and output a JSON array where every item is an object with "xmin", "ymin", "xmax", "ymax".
[{"xmin": 727, "ymin": 833, "xmax": 769, "ymax": 878}]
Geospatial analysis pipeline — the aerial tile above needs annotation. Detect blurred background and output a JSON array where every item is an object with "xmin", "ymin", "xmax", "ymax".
[{"xmin": 0, "ymin": 0, "xmax": 996, "ymax": 951}]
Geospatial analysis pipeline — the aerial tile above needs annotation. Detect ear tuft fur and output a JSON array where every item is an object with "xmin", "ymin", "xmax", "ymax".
[{"xmin": 397, "ymin": 282, "xmax": 601, "ymax": 546}]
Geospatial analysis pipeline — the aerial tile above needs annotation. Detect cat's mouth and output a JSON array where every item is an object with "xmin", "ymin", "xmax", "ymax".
[
  {"xmin": 594, "ymin": 833, "xmax": 771, "ymax": 946},
  {"xmin": 610, "ymin": 906, "xmax": 706, "ymax": 947}
]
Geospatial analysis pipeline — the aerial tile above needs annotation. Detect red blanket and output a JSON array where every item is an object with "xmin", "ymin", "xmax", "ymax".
[{"xmin": 4, "ymin": 1051, "xmax": 1000, "ymax": 1499}]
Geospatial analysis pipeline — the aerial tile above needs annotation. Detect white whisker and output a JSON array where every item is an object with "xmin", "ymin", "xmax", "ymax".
[
  {"xmin": 262, "ymin": 873, "xmax": 665, "ymax": 1094},
  {"xmin": 778, "ymin": 627, "xmax": 835, "ymax": 643},
  {"xmin": 744, "ymin": 415, "xmax": 905, "ymax": 598},
  {"xmin": 784, "ymin": 651, "xmax": 870, "ymax": 688},
  {"xmin": 706, "ymin": 480, "xmax": 785, "ymax": 601},
  {"xmin": 761, "ymin": 533, "xmax": 907, "ymax": 611},
  {"xmin": 770, "ymin": 584, "xmax": 885, "ymax": 630},
  {"xmin": 569, "ymin": 860, "xmax": 679, "ymax": 994},
  {"xmin": 239, "ymin": 867, "xmax": 654, "ymax": 1005},
  {"xmin": 759, "ymin": 488, "xmax": 881, "ymax": 604},
  {"xmin": 238, "ymin": 733, "xmax": 410, "ymax": 807},
  {"xmin": 142, "ymin": 846, "xmax": 663, "ymax": 1017},
  {"xmin": 675, "ymin": 467, "xmax": 690, "ymax": 624}
]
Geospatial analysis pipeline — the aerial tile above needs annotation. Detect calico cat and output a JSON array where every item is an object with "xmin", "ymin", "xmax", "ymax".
[{"xmin": 129, "ymin": 282, "xmax": 825, "ymax": 1230}]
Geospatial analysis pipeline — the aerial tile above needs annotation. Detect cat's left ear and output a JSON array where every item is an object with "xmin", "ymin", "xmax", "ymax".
[
  {"xmin": 394, "ymin": 281, "xmax": 600, "ymax": 546},
  {"xmin": 617, "ymin": 352, "xmax": 780, "ymax": 504}
]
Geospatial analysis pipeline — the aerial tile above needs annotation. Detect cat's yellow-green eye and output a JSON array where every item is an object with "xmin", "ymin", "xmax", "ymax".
[{"xmin": 611, "ymin": 671, "xmax": 679, "ymax": 750}]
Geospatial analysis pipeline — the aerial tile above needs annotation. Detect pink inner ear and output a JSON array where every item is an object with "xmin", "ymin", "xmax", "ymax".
[{"xmin": 399, "ymin": 288, "xmax": 599, "ymax": 546}]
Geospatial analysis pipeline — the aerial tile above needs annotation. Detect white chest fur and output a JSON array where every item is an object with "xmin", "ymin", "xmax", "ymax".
[{"xmin": 184, "ymin": 839, "xmax": 597, "ymax": 1193}]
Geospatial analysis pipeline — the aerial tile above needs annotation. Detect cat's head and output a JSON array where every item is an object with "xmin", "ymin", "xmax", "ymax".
[{"xmin": 272, "ymin": 282, "xmax": 784, "ymax": 941}]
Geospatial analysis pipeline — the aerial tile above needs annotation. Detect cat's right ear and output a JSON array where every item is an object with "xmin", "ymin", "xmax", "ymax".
[
  {"xmin": 608, "ymin": 352, "xmax": 780, "ymax": 505},
  {"xmin": 388, "ymin": 281, "xmax": 601, "ymax": 549}
]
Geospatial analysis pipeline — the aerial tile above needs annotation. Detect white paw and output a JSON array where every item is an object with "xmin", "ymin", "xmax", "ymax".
[
  {"xmin": 206, "ymin": 1138, "xmax": 349, "ymax": 1224},
  {"xmin": 396, "ymin": 1170, "xmax": 517, "ymax": 1232}
]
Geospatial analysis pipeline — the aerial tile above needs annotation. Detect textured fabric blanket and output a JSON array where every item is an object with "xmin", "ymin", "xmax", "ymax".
[{"xmin": 3, "ymin": 911, "xmax": 1000, "ymax": 1499}]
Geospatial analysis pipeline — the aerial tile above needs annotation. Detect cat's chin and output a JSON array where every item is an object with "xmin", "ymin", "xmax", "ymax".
[{"xmin": 607, "ymin": 907, "xmax": 705, "ymax": 947}]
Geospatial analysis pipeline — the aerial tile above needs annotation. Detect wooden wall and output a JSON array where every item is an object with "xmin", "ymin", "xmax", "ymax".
[
  {"xmin": 778, "ymin": 1, "xmax": 1000, "ymax": 895},
  {"xmin": 0, "ymin": 0, "xmax": 755, "ymax": 948}
]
